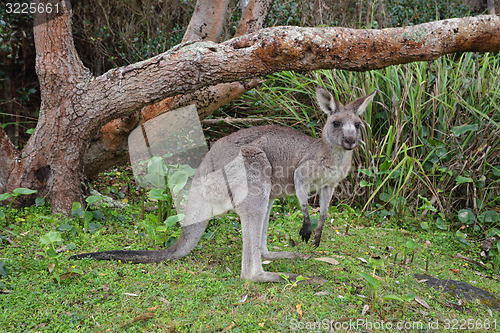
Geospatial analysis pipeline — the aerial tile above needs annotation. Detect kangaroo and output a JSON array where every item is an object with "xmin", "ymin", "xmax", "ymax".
[{"xmin": 71, "ymin": 87, "xmax": 375, "ymax": 283}]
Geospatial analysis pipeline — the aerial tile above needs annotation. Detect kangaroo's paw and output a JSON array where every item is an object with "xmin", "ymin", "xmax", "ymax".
[
  {"xmin": 313, "ymin": 230, "xmax": 323, "ymax": 248},
  {"xmin": 299, "ymin": 225, "xmax": 311, "ymax": 243}
]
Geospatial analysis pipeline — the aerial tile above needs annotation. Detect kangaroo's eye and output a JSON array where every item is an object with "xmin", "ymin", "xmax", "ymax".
[
  {"xmin": 333, "ymin": 121, "xmax": 341, "ymax": 128},
  {"xmin": 355, "ymin": 122, "xmax": 361, "ymax": 129}
]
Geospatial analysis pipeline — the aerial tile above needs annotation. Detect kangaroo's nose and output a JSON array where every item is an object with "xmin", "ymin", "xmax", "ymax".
[{"xmin": 343, "ymin": 137, "xmax": 357, "ymax": 149}]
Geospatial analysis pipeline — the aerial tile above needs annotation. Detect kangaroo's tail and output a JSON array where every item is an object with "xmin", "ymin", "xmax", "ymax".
[{"xmin": 70, "ymin": 220, "xmax": 209, "ymax": 263}]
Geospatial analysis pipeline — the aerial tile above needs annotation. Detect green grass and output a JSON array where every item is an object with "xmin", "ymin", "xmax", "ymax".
[{"xmin": 1, "ymin": 201, "xmax": 499, "ymax": 332}]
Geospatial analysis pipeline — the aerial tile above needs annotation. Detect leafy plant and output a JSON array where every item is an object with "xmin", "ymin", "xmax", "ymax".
[
  {"xmin": 0, "ymin": 188, "xmax": 37, "ymax": 225},
  {"xmin": 39, "ymin": 230, "xmax": 82, "ymax": 283},
  {"xmin": 71, "ymin": 196, "xmax": 104, "ymax": 233},
  {"xmin": 140, "ymin": 156, "xmax": 195, "ymax": 247},
  {"xmin": 358, "ymin": 272, "xmax": 380, "ymax": 310},
  {"xmin": 382, "ymin": 292, "xmax": 416, "ymax": 315}
]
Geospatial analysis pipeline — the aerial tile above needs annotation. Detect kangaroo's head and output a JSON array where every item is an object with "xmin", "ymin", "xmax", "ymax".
[{"xmin": 316, "ymin": 87, "xmax": 375, "ymax": 150}]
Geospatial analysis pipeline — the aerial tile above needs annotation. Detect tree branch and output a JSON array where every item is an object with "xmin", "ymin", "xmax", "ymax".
[{"xmin": 88, "ymin": 15, "xmax": 500, "ymax": 124}]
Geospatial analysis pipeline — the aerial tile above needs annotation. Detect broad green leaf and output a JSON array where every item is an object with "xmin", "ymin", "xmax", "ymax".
[
  {"xmin": 72, "ymin": 202, "xmax": 82, "ymax": 211},
  {"xmin": 452, "ymin": 124, "xmax": 478, "ymax": 136},
  {"xmin": 457, "ymin": 209, "xmax": 475, "ymax": 224},
  {"xmin": 359, "ymin": 180, "xmax": 373, "ymax": 187},
  {"xmin": 487, "ymin": 228, "xmax": 500, "ymax": 238},
  {"xmin": 56, "ymin": 223, "xmax": 74, "ymax": 232},
  {"xmin": 72, "ymin": 208, "xmax": 85, "ymax": 219},
  {"xmin": 146, "ymin": 156, "xmax": 168, "ymax": 188},
  {"xmin": 84, "ymin": 211, "xmax": 94, "ymax": 224},
  {"xmin": 66, "ymin": 243, "xmax": 76, "ymax": 250},
  {"xmin": 382, "ymin": 294, "xmax": 405, "ymax": 303},
  {"xmin": 169, "ymin": 170, "xmax": 190, "ymax": 195},
  {"xmin": 0, "ymin": 193, "xmax": 13, "ymax": 201},
  {"xmin": 12, "ymin": 188, "xmax": 37, "ymax": 196},
  {"xmin": 420, "ymin": 222, "xmax": 429, "ymax": 230},
  {"xmin": 92, "ymin": 211, "xmax": 105, "ymax": 221},
  {"xmin": 86, "ymin": 196, "xmax": 104, "ymax": 205},
  {"xmin": 40, "ymin": 231, "xmax": 61, "ymax": 245},
  {"xmin": 358, "ymin": 272, "xmax": 380, "ymax": 290},
  {"xmin": 478, "ymin": 210, "xmax": 499, "ymax": 224},
  {"xmin": 46, "ymin": 248, "xmax": 58, "ymax": 258},
  {"xmin": 358, "ymin": 168, "xmax": 374, "ymax": 177},
  {"xmin": 148, "ymin": 188, "xmax": 170, "ymax": 201},
  {"xmin": 0, "ymin": 260, "xmax": 8, "ymax": 277},
  {"xmin": 455, "ymin": 230, "xmax": 471, "ymax": 247},
  {"xmin": 88, "ymin": 222, "xmax": 103, "ymax": 234},
  {"xmin": 435, "ymin": 217, "xmax": 448, "ymax": 230},
  {"xmin": 295, "ymin": 275, "xmax": 309, "ymax": 282},
  {"xmin": 404, "ymin": 292, "xmax": 416, "ymax": 301},
  {"xmin": 35, "ymin": 197, "xmax": 46, "ymax": 207},
  {"xmin": 0, "ymin": 210, "xmax": 5, "ymax": 219},
  {"xmin": 164, "ymin": 214, "xmax": 184, "ymax": 228},
  {"xmin": 404, "ymin": 239, "xmax": 417, "ymax": 250},
  {"xmin": 455, "ymin": 176, "xmax": 473, "ymax": 185}
]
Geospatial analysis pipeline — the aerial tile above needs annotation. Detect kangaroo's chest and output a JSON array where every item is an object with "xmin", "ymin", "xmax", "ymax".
[{"xmin": 308, "ymin": 153, "xmax": 352, "ymax": 194}]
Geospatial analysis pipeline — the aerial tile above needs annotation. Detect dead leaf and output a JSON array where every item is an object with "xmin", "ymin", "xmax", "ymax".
[
  {"xmin": 48, "ymin": 263, "xmax": 55, "ymax": 273},
  {"xmin": 59, "ymin": 272, "xmax": 77, "ymax": 280},
  {"xmin": 238, "ymin": 294, "xmax": 248, "ymax": 303},
  {"xmin": 123, "ymin": 292, "xmax": 139, "ymax": 297},
  {"xmin": 121, "ymin": 312, "xmax": 155, "ymax": 328},
  {"xmin": 158, "ymin": 297, "xmax": 170, "ymax": 305},
  {"xmin": 314, "ymin": 291, "xmax": 330, "ymax": 296},
  {"xmin": 315, "ymin": 257, "xmax": 340, "ymax": 265},
  {"xmin": 450, "ymin": 269, "xmax": 460, "ymax": 273},
  {"xmin": 102, "ymin": 284, "xmax": 110, "ymax": 292},
  {"xmin": 295, "ymin": 304, "xmax": 303, "ymax": 318},
  {"xmin": 415, "ymin": 296, "xmax": 431, "ymax": 309},
  {"xmin": 361, "ymin": 304, "xmax": 370, "ymax": 315},
  {"xmin": 358, "ymin": 257, "xmax": 369, "ymax": 264},
  {"xmin": 148, "ymin": 306, "xmax": 158, "ymax": 311}
]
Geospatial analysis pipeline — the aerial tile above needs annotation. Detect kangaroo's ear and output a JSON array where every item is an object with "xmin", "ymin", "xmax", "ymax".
[
  {"xmin": 349, "ymin": 91, "xmax": 376, "ymax": 116},
  {"xmin": 316, "ymin": 87, "xmax": 340, "ymax": 115}
]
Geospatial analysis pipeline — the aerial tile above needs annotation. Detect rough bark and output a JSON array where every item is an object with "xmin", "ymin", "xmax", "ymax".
[
  {"xmin": 1, "ymin": 2, "xmax": 499, "ymax": 214},
  {"xmin": 235, "ymin": 0, "xmax": 274, "ymax": 36},
  {"xmin": 5, "ymin": 0, "xmax": 94, "ymax": 210},
  {"xmin": 182, "ymin": 0, "xmax": 230, "ymax": 42}
]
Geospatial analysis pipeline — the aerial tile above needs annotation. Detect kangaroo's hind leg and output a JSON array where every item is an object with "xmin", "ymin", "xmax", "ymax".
[{"xmin": 260, "ymin": 199, "xmax": 309, "ymax": 261}]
